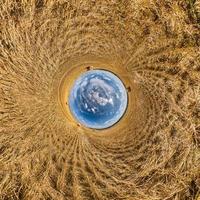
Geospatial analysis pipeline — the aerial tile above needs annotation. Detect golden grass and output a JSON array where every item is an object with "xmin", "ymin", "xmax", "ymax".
[{"xmin": 0, "ymin": 0, "xmax": 200, "ymax": 199}]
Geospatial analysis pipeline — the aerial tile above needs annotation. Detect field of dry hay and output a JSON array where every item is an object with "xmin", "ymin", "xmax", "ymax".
[{"xmin": 0, "ymin": 0, "xmax": 200, "ymax": 200}]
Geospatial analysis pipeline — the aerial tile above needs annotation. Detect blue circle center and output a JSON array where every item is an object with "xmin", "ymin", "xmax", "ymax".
[{"xmin": 69, "ymin": 70, "xmax": 128, "ymax": 129}]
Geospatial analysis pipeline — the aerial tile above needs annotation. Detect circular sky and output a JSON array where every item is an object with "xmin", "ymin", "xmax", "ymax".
[{"xmin": 68, "ymin": 70, "xmax": 128, "ymax": 129}]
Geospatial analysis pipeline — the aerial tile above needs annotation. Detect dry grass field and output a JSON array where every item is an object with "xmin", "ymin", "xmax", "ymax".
[{"xmin": 0, "ymin": 0, "xmax": 200, "ymax": 199}]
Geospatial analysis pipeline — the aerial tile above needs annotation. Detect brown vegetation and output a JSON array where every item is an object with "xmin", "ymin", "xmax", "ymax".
[{"xmin": 0, "ymin": 0, "xmax": 200, "ymax": 199}]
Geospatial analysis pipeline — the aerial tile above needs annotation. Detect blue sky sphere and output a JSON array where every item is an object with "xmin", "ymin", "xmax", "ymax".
[{"xmin": 68, "ymin": 70, "xmax": 128, "ymax": 129}]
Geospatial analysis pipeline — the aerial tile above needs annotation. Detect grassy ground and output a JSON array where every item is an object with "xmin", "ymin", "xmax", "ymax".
[{"xmin": 0, "ymin": 0, "xmax": 200, "ymax": 199}]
